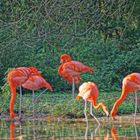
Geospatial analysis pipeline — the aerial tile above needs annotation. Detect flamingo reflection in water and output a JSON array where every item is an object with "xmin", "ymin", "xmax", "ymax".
[{"xmin": 84, "ymin": 124, "xmax": 138, "ymax": 140}]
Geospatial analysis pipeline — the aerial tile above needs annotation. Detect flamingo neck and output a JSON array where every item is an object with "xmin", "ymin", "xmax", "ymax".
[
  {"xmin": 58, "ymin": 64, "xmax": 64, "ymax": 75},
  {"xmin": 9, "ymin": 83, "xmax": 17, "ymax": 118},
  {"xmin": 111, "ymin": 89, "xmax": 127, "ymax": 117},
  {"xmin": 92, "ymin": 100, "xmax": 106, "ymax": 113}
]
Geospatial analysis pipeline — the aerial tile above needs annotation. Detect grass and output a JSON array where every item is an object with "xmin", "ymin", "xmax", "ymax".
[{"xmin": 0, "ymin": 90, "xmax": 139, "ymax": 119}]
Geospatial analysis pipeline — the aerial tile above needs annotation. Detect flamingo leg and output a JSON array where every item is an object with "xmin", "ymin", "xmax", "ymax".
[
  {"xmin": 84, "ymin": 100, "xmax": 88, "ymax": 122},
  {"xmin": 19, "ymin": 85, "xmax": 22, "ymax": 119},
  {"xmin": 35, "ymin": 89, "xmax": 48, "ymax": 102},
  {"xmin": 90, "ymin": 102, "xmax": 100, "ymax": 125},
  {"xmin": 32, "ymin": 90, "xmax": 35, "ymax": 118},
  {"xmin": 72, "ymin": 78, "xmax": 75, "ymax": 97},
  {"xmin": 134, "ymin": 91, "xmax": 137, "ymax": 120},
  {"xmin": 28, "ymin": 89, "xmax": 48, "ymax": 111}
]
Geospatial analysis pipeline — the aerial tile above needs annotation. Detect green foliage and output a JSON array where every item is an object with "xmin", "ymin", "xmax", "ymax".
[
  {"xmin": 0, "ymin": 0, "xmax": 140, "ymax": 92},
  {"xmin": 0, "ymin": 91, "xmax": 139, "ymax": 118}
]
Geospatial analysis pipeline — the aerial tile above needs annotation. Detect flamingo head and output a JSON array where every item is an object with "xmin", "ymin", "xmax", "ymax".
[
  {"xmin": 60, "ymin": 54, "xmax": 72, "ymax": 63},
  {"xmin": 76, "ymin": 95, "xmax": 81, "ymax": 100},
  {"xmin": 110, "ymin": 110, "xmax": 117, "ymax": 120},
  {"xmin": 29, "ymin": 67, "xmax": 41, "ymax": 76},
  {"xmin": 44, "ymin": 82, "xmax": 53, "ymax": 92},
  {"xmin": 103, "ymin": 105, "xmax": 109, "ymax": 117}
]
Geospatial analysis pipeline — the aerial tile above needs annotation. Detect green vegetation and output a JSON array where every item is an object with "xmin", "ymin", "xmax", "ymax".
[
  {"xmin": 0, "ymin": 0, "xmax": 140, "ymax": 117},
  {"xmin": 0, "ymin": 90, "xmax": 139, "ymax": 118},
  {"xmin": 0, "ymin": 0, "xmax": 140, "ymax": 91}
]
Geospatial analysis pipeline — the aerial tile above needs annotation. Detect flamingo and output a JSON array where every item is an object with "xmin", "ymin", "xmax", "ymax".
[
  {"xmin": 58, "ymin": 54, "xmax": 94, "ymax": 97},
  {"xmin": 76, "ymin": 82, "xmax": 109, "ymax": 125},
  {"xmin": 110, "ymin": 73, "xmax": 140, "ymax": 120},
  {"xmin": 22, "ymin": 75, "xmax": 53, "ymax": 117},
  {"xmin": 8, "ymin": 67, "xmax": 43, "ymax": 119}
]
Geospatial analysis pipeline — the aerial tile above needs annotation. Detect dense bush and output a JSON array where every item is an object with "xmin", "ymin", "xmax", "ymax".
[{"xmin": 0, "ymin": 0, "xmax": 140, "ymax": 91}]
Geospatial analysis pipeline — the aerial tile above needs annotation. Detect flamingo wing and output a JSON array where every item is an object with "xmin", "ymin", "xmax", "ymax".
[
  {"xmin": 8, "ymin": 67, "xmax": 31, "ymax": 86},
  {"xmin": 22, "ymin": 75, "xmax": 53, "ymax": 91},
  {"xmin": 63, "ymin": 61, "xmax": 93, "ymax": 73},
  {"xmin": 61, "ymin": 68, "xmax": 81, "ymax": 83},
  {"xmin": 58, "ymin": 60, "xmax": 93, "ymax": 83},
  {"xmin": 22, "ymin": 76, "xmax": 40, "ymax": 90}
]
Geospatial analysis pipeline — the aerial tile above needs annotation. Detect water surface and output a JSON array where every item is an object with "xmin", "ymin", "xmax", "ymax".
[{"xmin": 0, "ymin": 119, "xmax": 139, "ymax": 139}]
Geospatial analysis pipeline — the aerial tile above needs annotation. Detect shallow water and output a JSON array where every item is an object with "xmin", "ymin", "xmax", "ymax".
[{"xmin": 0, "ymin": 119, "xmax": 140, "ymax": 140}]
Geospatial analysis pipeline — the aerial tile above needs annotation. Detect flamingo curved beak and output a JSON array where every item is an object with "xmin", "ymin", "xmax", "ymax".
[{"xmin": 76, "ymin": 95, "xmax": 80, "ymax": 100}]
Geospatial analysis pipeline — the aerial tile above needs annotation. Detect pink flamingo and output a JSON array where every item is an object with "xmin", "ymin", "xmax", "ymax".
[
  {"xmin": 58, "ymin": 54, "xmax": 94, "ymax": 97},
  {"xmin": 110, "ymin": 73, "xmax": 140, "ymax": 120},
  {"xmin": 76, "ymin": 82, "xmax": 109, "ymax": 125}
]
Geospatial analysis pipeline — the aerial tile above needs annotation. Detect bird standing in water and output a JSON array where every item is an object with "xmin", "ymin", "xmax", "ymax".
[
  {"xmin": 58, "ymin": 54, "xmax": 94, "ymax": 97},
  {"xmin": 110, "ymin": 73, "xmax": 140, "ymax": 120},
  {"xmin": 76, "ymin": 82, "xmax": 109, "ymax": 125},
  {"xmin": 22, "ymin": 75, "xmax": 53, "ymax": 117}
]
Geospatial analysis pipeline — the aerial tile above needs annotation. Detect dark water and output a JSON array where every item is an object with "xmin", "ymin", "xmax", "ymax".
[{"xmin": 0, "ymin": 119, "xmax": 139, "ymax": 140}]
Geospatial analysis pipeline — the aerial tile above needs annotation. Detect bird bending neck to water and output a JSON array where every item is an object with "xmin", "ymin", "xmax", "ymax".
[
  {"xmin": 76, "ymin": 82, "xmax": 109, "ymax": 125},
  {"xmin": 110, "ymin": 73, "xmax": 140, "ymax": 120}
]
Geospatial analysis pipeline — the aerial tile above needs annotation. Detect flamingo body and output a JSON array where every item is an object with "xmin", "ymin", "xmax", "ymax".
[
  {"xmin": 123, "ymin": 73, "xmax": 140, "ymax": 92},
  {"xmin": 8, "ymin": 67, "xmax": 41, "ymax": 86},
  {"xmin": 58, "ymin": 54, "xmax": 93, "ymax": 84},
  {"xmin": 8, "ymin": 67, "xmax": 32, "ymax": 86},
  {"xmin": 22, "ymin": 75, "xmax": 53, "ymax": 91}
]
